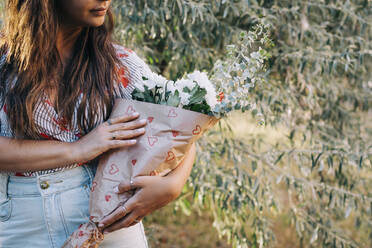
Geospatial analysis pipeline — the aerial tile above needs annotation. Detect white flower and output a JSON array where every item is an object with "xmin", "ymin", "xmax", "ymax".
[
  {"xmin": 179, "ymin": 91, "xmax": 191, "ymax": 106},
  {"xmin": 206, "ymin": 93, "xmax": 218, "ymax": 108},
  {"xmin": 187, "ymin": 71, "xmax": 218, "ymax": 108},
  {"xmin": 135, "ymin": 83, "xmax": 145, "ymax": 92},
  {"xmin": 143, "ymin": 72, "xmax": 168, "ymax": 90},
  {"xmin": 187, "ymin": 71, "xmax": 209, "ymax": 88},
  {"xmin": 174, "ymin": 78, "xmax": 195, "ymax": 91},
  {"xmin": 142, "ymin": 78, "xmax": 157, "ymax": 90},
  {"xmin": 165, "ymin": 81, "xmax": 177, "ymax": 93}
]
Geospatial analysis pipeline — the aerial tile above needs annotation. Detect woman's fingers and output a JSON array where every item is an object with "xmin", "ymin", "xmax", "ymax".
[
  {"xmin": 105, "ymin": 112, "xmax": 140, "ymax": 127},
  {"xmin": 108, "ymin": 139, "xmax": 138, "ymax": 149},
  {"xmin": 110, "ymin": 128, "xmax": 146, "ymax": 140},
  {"xmin": 114, "ymin": 177, "xmax": 146, "ymax": 193},
  {"xmin": 107, "ymin": 118, "xmax": 147, "ymax": 132},
  {"xmin": 127, "ymin": 215, "xmax": 144, "ymax": 227},
  {"xmin": 103, "ymin": 212, "xmax": 141, "ymax": 234},
  {"xmin": 98, "ymin": 195, "xmax": 138, "ymax": 229}
]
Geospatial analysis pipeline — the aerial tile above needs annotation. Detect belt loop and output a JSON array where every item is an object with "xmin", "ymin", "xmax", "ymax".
[{"xmin": 0, "ymin": 172, "xmax": 10, "ymax": 202}]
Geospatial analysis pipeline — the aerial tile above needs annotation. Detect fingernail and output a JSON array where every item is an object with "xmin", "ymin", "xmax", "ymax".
[
  {"xmin": 104, "ymin": 231, "xmax": 109, "ymax": 234},
  {"xmin": 98, "ymin": 223, "xmax": 104, "ymax": 227},
  {"xmin": 132, "ymin": 112, "xmax": 139, "ymax": 117},
  {"xmin": 113, "ymin": 186, "xmax": 119, "ymax": 193},
  {"xmin": 129, "ymin": 140, "xmax": 137, "ymax": 144},
  {"xmin": 138, "ymin": 128, "xmax": 145, "ymax": 132},
  {"xmin": 140, "ymin": 119, "xmax": 147, "ymax": 124}
]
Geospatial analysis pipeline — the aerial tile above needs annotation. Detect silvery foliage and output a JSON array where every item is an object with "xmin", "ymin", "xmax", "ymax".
[
  {"xmin": 210, "ymin": 25, "xmax": 272, "ymax": 118},
  {"xmin": 132, "ymin": 25, "xmax": 271, "ymax": 118}
]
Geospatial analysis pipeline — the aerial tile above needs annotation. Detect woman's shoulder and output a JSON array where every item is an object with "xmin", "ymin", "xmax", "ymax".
[
  {"xmin": 111, "ymin": 43, "xmax": 154, "ymax": 98},
  {"xmin": 113, "ymin": 44, "xmax": 144, "ymax": 66},
  {"xmin": 112, "ymin": 43, "xmax": 152, "ymax": 75}
]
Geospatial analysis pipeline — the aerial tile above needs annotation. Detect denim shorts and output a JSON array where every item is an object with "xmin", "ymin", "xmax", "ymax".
[{"xmin": 0, "ymin": 165, "xmax": 149, "ymax": 248}]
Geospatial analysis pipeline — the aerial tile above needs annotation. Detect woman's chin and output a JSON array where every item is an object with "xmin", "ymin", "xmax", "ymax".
[{"xmin": 84, "ymin": 18, "xmax": 106, "ymax": 28}]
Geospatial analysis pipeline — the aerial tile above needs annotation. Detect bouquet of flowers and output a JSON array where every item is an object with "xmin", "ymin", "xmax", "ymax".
[{"xmin": 62, "ymin": 28, "xmax": 270, "ymax": 248}]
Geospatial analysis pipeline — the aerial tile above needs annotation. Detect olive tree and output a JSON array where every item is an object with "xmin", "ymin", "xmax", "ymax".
[{"xmin": 111, "ymin": 1, "xmax": 371, "ymax": 247}]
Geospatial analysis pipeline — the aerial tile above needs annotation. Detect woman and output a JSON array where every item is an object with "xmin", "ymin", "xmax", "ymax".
[{"xmin": 0, "ymin": 0, "xmax": 196, "ymax": 247}]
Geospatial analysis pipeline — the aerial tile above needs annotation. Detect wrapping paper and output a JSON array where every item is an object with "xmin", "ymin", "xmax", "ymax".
[{"xmin": 62, "ymin": 99, "xmax": 219, "ymax": 247}]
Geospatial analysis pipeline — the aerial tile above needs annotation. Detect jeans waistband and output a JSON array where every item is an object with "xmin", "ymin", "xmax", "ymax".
[{"xmin": 6, "ymin": 165, "xmax": 94, "ymax": 197}]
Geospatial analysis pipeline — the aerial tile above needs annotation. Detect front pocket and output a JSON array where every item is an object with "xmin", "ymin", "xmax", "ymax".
[
  {"xmin": 0, "ymin": 198, "xmax": 12, "ymax": 222},
  {"xmin": 59, "ymin": 185, "xmax": 91, "ymax": 235}
]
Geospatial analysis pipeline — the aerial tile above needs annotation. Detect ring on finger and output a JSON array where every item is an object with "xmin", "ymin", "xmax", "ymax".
[
  {"xmin": 130, "ymin": 180, "xmax": 134, "ymax": 190},
  {"xmin": 121, "ymin": 205, "xmax": 128, "ymax": 214}
]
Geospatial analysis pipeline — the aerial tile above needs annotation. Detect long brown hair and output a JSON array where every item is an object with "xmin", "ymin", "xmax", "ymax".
[{"xmin": 0, "ymin": 0, "xmax": 126, "ymax": 139}]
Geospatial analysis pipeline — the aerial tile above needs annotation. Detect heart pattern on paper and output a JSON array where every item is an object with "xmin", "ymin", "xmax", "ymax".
[
  {"xmin": 192, "ymin": 125, "xmax": 202, "ymax": 135},
  {"xmin": 91, "ymin": 182, "xmax": 97, "ymax": 192},
  {"xmin": 105, "ymin": 195, "xmax": 111, "ymax": 202},
  {"xmin": 131, "ymin": 159, "xmax": 137, "ymax": 166},
  {"xmin": 167, "ymin": 109, "xmax": 178, "ymax": 118},
  {"xmin": 172, "ymin": 131, "xmax": 180, "ymax": 137},
  {"xmin": 108, "ymin": 164, "xmax": 119, "ymax": 175},
  {"xmin": 126, "ymin": 105, "xmax": 136, "ymax": 115},
  {"xmin": 78, "ymin": 231, "xmax": 84, "ymax": 237},
  {"xmin": 147, "ymin": 136, "xmax": 159, "ymax": 147},
  {"xmin": 147, "ymin": 116, "xmax": 154, "ymax": 123},
  {"xmin": 165, "ymin": 151, "xmax": 176, "ymax": 162}
]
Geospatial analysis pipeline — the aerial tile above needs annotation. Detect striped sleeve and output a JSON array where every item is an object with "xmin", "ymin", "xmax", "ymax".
[{"xmin": 113, "ymin": 44, "xmax": 155, "ymax": 100}]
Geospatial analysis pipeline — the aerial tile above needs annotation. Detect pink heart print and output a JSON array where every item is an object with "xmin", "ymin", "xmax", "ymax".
[
  {"xmin": 165, "ymin": 151, "xmax": 176, "ymax": 162},
  {"xmin": 172, "ymin": 130, "xmax": 180, "ymax": 137},
  {"xmin": 192, "ymin": 125, "xmax": 202, "ymax": 135},
  {"xmin": 147, "ymin": 136, "xmax": 159, "ymax": 147},
  {"xmin": 126, "ymin": 105, "xmax": 136, "ymax": 115},
  {"xmin": 167, "ymin": 109, "xmax": 178, "ymax": 118},
  {"xmin": 147, "ymin": 116, "xmax": 154, "ymax": 123},
  {"xmin": 108, "ymin": 164, "xmax": 119, "ymax": 175},
  {"xmin": 131, "ymin": 159, "xmax": 137, "ymax": 166},
  {"xmin": 79, "ymin": 231, "xmax": 84, "ymax": 237},
  {"xmin": 105, "ymin": 195, "xmax": 111, "ymax": 202}
]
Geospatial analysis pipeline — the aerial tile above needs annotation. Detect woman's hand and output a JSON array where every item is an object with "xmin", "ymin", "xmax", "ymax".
[
  {"xmin": 99, "ymin": 175, "xmax": 181, "ymax": 234},
  {"xmin": 72, "ymin": 112, "xmax": 147, "ymax": 163},
  {"xmin": 98, "ymin": 143, "xmax": 197, "ymax": 234}
]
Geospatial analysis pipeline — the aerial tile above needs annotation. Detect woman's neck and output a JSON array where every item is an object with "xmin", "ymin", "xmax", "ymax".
[{"xmin": 56, "ymin": 25, "xmax": 83, "ymax": 68}]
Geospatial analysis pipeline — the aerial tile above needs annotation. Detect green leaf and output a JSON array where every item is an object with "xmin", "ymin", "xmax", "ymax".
[{"xmin": 166, "ymin": 90, "xmax": 181, "ymax": 107}]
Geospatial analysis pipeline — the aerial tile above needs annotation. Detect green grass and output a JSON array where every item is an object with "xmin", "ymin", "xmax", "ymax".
[{"xmin": 144, "ymin": 203, "xmax": 230, "ymax": 248}]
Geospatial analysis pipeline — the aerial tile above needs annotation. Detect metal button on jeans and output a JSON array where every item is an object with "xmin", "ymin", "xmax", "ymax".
[{"xmin": 40, "ymin": 181, "xmax": 49, "ymax": 190}]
